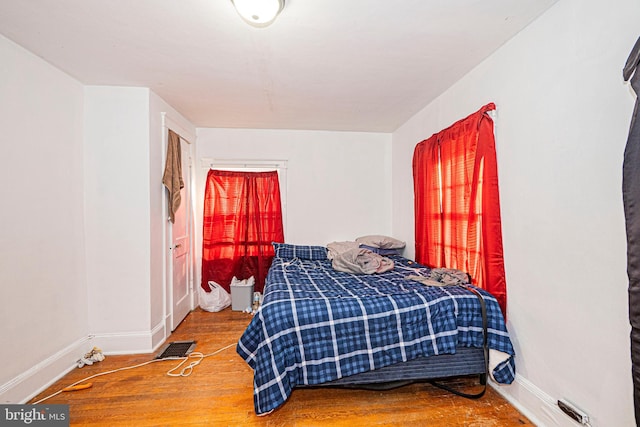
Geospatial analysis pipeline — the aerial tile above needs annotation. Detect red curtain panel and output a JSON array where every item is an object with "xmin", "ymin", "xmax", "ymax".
[
  {"xmin": 201, "ymin": 170, "xmax": 284, "ymax": 293},
  {"xmin": 413, "ymin": 103, "xmax": 507, "ymax": 317}
]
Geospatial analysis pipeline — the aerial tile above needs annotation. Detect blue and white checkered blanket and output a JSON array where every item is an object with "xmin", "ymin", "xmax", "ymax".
[{"xmin": 237, "ymin": 253, "xmax": 515, "ymax": 415}]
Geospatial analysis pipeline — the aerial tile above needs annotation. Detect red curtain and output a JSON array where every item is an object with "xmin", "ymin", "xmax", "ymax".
[
  {"xmin": 201, "ymin": 170, "xmax": 284, "ymax": 293},
  {"xmin": 413, "ymin": 103, "xmax": 507, "ymax": 316}
]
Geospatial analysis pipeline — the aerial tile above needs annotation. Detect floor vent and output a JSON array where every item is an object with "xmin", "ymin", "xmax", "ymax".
[{"xmin": 155, "ymin": 341, "xmax": 196, "ymax": 359}]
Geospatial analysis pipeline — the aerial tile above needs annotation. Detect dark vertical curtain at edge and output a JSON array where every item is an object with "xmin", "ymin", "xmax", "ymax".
[{"xmin": 623, "ymin": 36, "xmax": 640, "ymax": 426}]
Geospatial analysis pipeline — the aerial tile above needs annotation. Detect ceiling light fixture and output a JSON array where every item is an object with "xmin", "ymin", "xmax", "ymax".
[{"xmin": 231, "ymin": 0, "xmax": 285, "ymax": 28}]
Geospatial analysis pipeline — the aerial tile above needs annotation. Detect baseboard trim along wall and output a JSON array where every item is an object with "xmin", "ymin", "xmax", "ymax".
[
  {"xmin": 151, "ymin": 320, "xmax": 167, "ymax": 352},
  {"xmin": 0, "ymin": 335, "xmax": 91, "ymax": 404},
  {"xmin": 91, "ymin": 322, "xmax": 166, "ymax": 355},
  {"xmin": 0, "ymin": 322, "xmax": 167, "ymax": 404},
  {"xmin": 491, "ymin": 373, "xmax": 580, "ymax": 427}
]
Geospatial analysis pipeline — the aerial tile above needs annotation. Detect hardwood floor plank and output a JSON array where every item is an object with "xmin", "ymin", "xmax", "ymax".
[{"xmin": 30, "ymin": 308, "xmax": 531, "ymax": 426}]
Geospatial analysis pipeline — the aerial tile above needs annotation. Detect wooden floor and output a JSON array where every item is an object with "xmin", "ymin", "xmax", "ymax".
[{"xmin": 31, "ymin": 308, "xmax": 531, "ymax": 426}]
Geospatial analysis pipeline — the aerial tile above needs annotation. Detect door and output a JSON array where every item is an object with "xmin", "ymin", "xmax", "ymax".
[{"xmin": 170, "ymin": 139, "xmax": 192, "ymax": 331}]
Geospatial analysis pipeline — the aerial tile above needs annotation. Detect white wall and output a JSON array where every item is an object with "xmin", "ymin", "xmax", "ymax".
[
  {"xmin": 0, "ymin": 34, "xmax": 88, "ymax": 402},
  {"xmin": 84, "ymin": 87, "xmax": 196, "ymax": 353},
  {"xmin": 196, "ymin": 128, "xmax": 392, "ymax": 248},
  {"xmin": 195, "ymin": 128, "xmax": 393, "ymax": 290},
  {"xmin": 0, "ymin": 36, "xmax": 195, "ymax": 401},
  {"xmin": 84, "ymin": 86, "xmax": 153, "ymax": 352},
  {"xmin": 149, "ymin": 92, "xmax": 167, "ymax": 341},
  {"xmin": 392, "ymin": 0, "xmax": 639, "ymax": 425}
]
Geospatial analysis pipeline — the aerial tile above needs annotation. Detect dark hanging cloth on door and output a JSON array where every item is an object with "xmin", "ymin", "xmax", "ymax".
[{"xmin": 623, "ymin": 36, "xmax": 640, "ymax": 426}]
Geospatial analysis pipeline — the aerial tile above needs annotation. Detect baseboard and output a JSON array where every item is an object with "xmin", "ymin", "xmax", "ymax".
[
  {"xmin": 491, "ymin": 374, "xmax": 580, "ymax": 427},
  {"xmin": 0, "ymin": 335, "xmax": 92, "ymax": 404},
  {"xmin": 91, "ymin": 321, "xmax": 167, "ymax": 355},
  {"xmin": 0, "ymin": 321, "xmax": 169, "ymax": 405},
  {"xmin": 151, "ymin": 321, "xmax": 167, "ymax": 352}
]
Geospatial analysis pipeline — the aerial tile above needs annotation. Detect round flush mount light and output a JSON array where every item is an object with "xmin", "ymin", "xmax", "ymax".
[{"xmin": 231, "ymin": 0, "xmax": 285, "ymax": 28}]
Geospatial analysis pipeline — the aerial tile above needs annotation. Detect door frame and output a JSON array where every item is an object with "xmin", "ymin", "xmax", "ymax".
[{"xmin": 161, "ymin": 113, "xmax": 196, "ymax": 338}]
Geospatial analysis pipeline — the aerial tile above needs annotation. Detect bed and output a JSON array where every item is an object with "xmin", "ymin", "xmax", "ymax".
[{"xmin": 236, "ymin": 243, "xmax": 515, "ymax": 415}]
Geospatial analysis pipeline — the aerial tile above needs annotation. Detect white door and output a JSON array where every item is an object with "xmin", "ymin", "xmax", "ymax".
[{"xmin": 170, "ymin": 141, "xmax": 192, "ymax": 331}]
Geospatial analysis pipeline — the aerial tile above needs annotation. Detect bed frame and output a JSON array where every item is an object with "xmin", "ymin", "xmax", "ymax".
[{"xmin": 299, "ymin": 347, "xmax": 486, "ymax": 389}]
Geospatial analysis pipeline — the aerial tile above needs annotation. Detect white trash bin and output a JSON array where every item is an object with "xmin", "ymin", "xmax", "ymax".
[{"xmin": 230, "ymin": 276, "xmax": 255, "ymax": 311}]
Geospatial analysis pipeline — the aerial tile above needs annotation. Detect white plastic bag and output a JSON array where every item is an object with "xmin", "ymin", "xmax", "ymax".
[{"xmin": 199, "ymin": 281, "xmax": 231, "ymax": 312}]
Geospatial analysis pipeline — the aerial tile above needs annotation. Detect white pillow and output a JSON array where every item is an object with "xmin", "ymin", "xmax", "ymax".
[{"xmin": 355, "ymin": 235, "xmax": 406, "ymax": 249}]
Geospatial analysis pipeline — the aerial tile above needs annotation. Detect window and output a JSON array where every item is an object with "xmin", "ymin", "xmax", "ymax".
[
  {"xmin": 201, "ymin": 167, "xmax": 285, "ymax": 293},
  {"xmin": 413, "ymin": 103, "xmax": 507, "ymax": 316}
]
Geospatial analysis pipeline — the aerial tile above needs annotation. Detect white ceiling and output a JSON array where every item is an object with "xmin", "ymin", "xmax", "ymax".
[{"xmin": 0, "ymin": 0, "xmax": 558, "ymax": 132}]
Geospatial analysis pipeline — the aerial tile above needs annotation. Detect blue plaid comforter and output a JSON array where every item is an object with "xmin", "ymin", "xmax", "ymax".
[{"xmin": 237, "ymin": 252, "xmax": 515, "ymax": 415}]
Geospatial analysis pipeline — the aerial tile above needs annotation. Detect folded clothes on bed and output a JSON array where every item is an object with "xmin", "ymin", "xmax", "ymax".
[
  {"xmin": 331, "ymin": 247, "xmax": 394, "ymax": 274},
  {"xmin": 326, "ymin": 241, "xmax": 360, "ymax": 260},
  {"xmin": 406, "ymin": 267, "xmax": 470, "ymax": 286},
  {"xmin": 327, "ymin": 241, "xmax": 394, "ymax": 274}
]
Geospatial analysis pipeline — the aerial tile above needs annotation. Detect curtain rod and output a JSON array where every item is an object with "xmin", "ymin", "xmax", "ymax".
[{"xmin": 201, "ymin": 158, "xmax": 288, "ymax": 169}]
